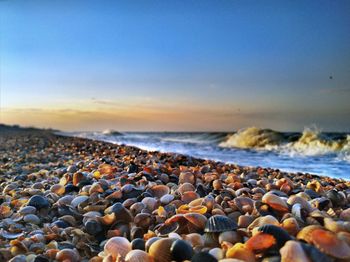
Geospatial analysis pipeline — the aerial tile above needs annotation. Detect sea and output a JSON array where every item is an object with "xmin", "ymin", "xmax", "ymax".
[{"xmin": 60, "ymin": 127, "xmax": 350, "ymax": 179}]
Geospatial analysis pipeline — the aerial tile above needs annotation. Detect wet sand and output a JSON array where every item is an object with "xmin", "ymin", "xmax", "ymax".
[{"xmin": 1, "ymin": 126, "xmax": 350, "ymax": 262}]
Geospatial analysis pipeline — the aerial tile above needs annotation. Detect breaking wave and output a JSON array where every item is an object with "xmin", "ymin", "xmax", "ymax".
[{"xmin": 220, "ymin": 126, "xmax": 350, "ymax": 157}]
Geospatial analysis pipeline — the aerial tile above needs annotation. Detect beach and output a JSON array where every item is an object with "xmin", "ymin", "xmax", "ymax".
[{"xmin": 1, "ymin": 126, "xmax": 350, "ymax": 262}]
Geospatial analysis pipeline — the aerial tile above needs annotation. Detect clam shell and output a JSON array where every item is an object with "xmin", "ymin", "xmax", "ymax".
[
  {"xmin": 147, "ymin": 185, "xmax": 170, "ymax": 198},
  {"xmin": 70, "ymin": 196, "xmax": 89, "ymax": 209},
  {"xmin": 245, "ymin": 232, "xmax": 276, "ymax": 252},
  {"xmin": 125, "ymin": 250, "xmax": 152, "ymax": 262},
  {"xmin": 148, "ymin": 238, "xmax": 176, "ymax": 262},
  {"xmin": 258, "ymin": 224, "xmax": 292, "ymax": 248},
  {"xmin": 160, "ymin": 194, "xmax": 174, "ymax": 205},
  {"xmin": 248, "ymin": 215, "xmax": 279, "ymax": 231},
  {"xmin": 56, "ymin": 248, "xmax": 80, "ymax": 262},
  {"xmin": 226, "ymin": 243, "xmax": 256, "ymax": 262},
  {"xmin": 262, "ymin": 193, "xmax": 289, "ymax": 212},
  {"xmin": 280, "ymin": 240, "xmax": 309, "ymax": 262},
  {"xmin": 104, "ymin": 237, "xmax": 131, "ymax": 259},
  {"xmin": 205, "ymin": 215, "xmax": 237, "ymax": 233},
  {"xmin": 310, "ymin": 228, "xmax": 350, "ymax": 259},
  {"xmin": 170, "ymin": 239, "xmax": 193, "ymax": 261}
]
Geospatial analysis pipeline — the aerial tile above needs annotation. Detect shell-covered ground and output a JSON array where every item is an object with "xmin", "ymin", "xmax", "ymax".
[{"xmin": 1, "ymin": 127, "xmax": 350, "ymax": 262}]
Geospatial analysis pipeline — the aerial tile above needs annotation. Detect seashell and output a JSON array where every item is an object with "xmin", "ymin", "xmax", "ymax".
[
  {"xmin": 131, "ymin": 238, "xmax": 146, "ymax": 250},
  {"xmin": 130, "ymin": 202, "xmax": 146, "ymax": 216},
  {"xmin": 340, "ymin": 208, "xmax": 350, "ymax": 221},
  {"xmin": 18, "ymin": 206, "xmax": 36, "ymax": 215},
  {"xmin": 179, "ymin": 172, "xmax": 195, "ymax": 184},
  {"xmin": 50, "ymin": 184, "xmax": 65, "ymax": 195},
  {"xmin": 70, "ymin": 195, "xmax": 89, "ymax": 209},
  {"xmin": 135, "ymin": 213, "xmax": 152, "ymax": 229},
  {"xmin": 218, "ymin": 231, "xmax": 241, "ymax": 245},
  {"xmin": 72, "ymin": 172, "xmax": 86, "ymax": 186},
  {"xmin": 97, "ymin": 213, "xmax": 116, "ymax": 226},
  {"xmin": 27, "ymin": 195, "xmax": 50, "ymax": 210},
  {"xmin": 337, "ymin": 231, "xmax": 350, "ymax": 246},
  {"xmin": 287, "ymin": 195, "xmax": 313, "ymax": 212},
  {"xmin": 23, "ymin": 214, "xmax": 40, "ymax": 225},
  {"xmin": 84, "ymin": 218, "xmax": 103, "ymax": 235},
  {"xmin": 311, "ymin": 228, "xmax": 350, "ymax": 259},
  {"xmin": 89, "ymin": 183, "xmax": 104, "ymax": 194},
  {"xmin": 248, "ymin": 215, "xmax": 279, "ymax": 231},
  {"xmin": 326, "ymin": 189, "xmax": 345, "ymax": 207},
  {"xmin": 145, "ymin": 237, "xmax": 161, "ymax": 252},
  {"xmin": 213, "ymin": 179, "xmax": 223, "ymax": 190},
  {"xmin": 191, "ymin": 252, "xmax": 217, "ymax": 262},
  {"xmin": 56, "ymin": 248, "xmax": 81, "ymax": 262},
  {"xmin": 205, "ymin": 215, "xmax": 238, "ymax": 233},
  {"xmin": 142, "ymin": 197, "xmax": 159, "ymax": 211},
  {"xmin": 233, "ymin": 197, "xmax": 254, "ymax": 214},
  {"xmin": 209, "ymin": 247, "xmax": 224, "ymax": 260},
  {"xmin": 306, "ymin": 180, "xmax": 324, "ymax": 194},
  {"xmin": 300, "ymin": 242, "xmax": 332, "ymax": 262},
  {"xmin": 324, "ymin": 217, "xmax": 350, "ymax": 233},
  {"xmin": 148, "ymin": 238, "xmax": 176, "ymax": 262},
  {"xmin": 226, "ymin": 243, "xmax": 256, "ymax": 262},
  {"xmin": 296, "ymin": 225, "xmax": 322, "ymax": 243},
  {"xmin": 148, "ymin": 185, "xmax": 170, "ymax": 198},
  {"xmin": 182, "ymin": 233, "xmax": 204, "ymax": 247},
  {"xmin": 281, "ymin": 217, "xmax": 300, "ymax": 236},
  {"xmin": 104, "ymin": 237, "xmax": 131, "ymax": 259},
  {"xmin": 279, "ymin": 240, "xmax": 309, "ymax": 262},
  {"xmin": 262, "ymin": 193, "xmax": 289, "ymax": 212},
  {"xmin": 258, "ymin": 224, "xmax": 292, "ymax": 248},
  {"xmin": 125, "ymin": 250, "xmax": 152, "ymax": 262},
  {"xmin": 170, "ymin": 239, "xmax": 193, "ymax": 261},
  {"xmin": 0, "ymin": 231, "xmax": 24, "ymax": 239},
  {"xmin": 160, "ymin": 194, "xmax": 174, "ymax": 205},
  {"xmin": 245, "ymin": 232, "xmax": 276, "ymax": 252},
  {"xmin": 203, "ymin": 232, "xmax": 220, "ymax": 248},
  {"xmin": 107, "ymin": 203, "xmax": 133, "ymax": 223},
  {"xmin": 237, "ymin": 215, "xmax": 254, "ymax": 228},
  {"xmin": 310, "ymin": 197, "xmax": 330, "ymax": 210}
]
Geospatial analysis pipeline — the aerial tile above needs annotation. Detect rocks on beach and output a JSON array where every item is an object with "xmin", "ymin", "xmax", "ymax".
[{"xmin": 0, "ymin": 128, "xmax": 350, "ymax": 262}]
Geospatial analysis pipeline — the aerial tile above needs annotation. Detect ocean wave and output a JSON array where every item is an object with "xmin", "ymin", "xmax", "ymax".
[
  {"xmin": 102, "ymin": 129, "xmax": 123, "ymax": 136},
  {"xmin": 219, "ymin": 126, "xmax": 350, "ymax": 157}
]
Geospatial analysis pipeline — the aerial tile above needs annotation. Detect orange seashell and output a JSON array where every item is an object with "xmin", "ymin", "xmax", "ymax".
[
  {"xmin": 181, "ymin": 191, "xmax": 199, "ymax": 204},
  {"xmin": 226, "ymin": 243, "xmax": 256, "ymax": 262},
  {"xmin": 296, "ymin": 225, "xmax": 322, "ymax": 243},
  {"xmin": 310, "ymin": 228, "xmax": 350, "ymax": 259},
  {"xmin": 72, "ymin": 172, "xmax": 86, "ymax": 186},
  {"xmin": 99, "ymin": 163, "xmax": 115, "ymax": 175},
  {"xmin": 245, "ymin": 232, "xmax": 276, "ymax": 252},
  {"xmin": 98, "ymin": 213, "xmax": 116, "ymax": 226},
  {"xmin": 282, "ymin": 217, "xmax": 300, "ymax": 236},
  {"xmin": 262, "ymin": 193, "xmax": 289, "ymax": 212}
]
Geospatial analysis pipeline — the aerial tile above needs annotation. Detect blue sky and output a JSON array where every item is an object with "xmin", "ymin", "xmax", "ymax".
[{"xmin": 1, "ymin": 0, "xmax": 350, "ymax": 131}]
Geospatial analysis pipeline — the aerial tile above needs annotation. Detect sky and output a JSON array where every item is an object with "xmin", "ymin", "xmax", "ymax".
[{"xmin": 0, "ymin": 0, "xmax": 350, "ymax": 132}]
